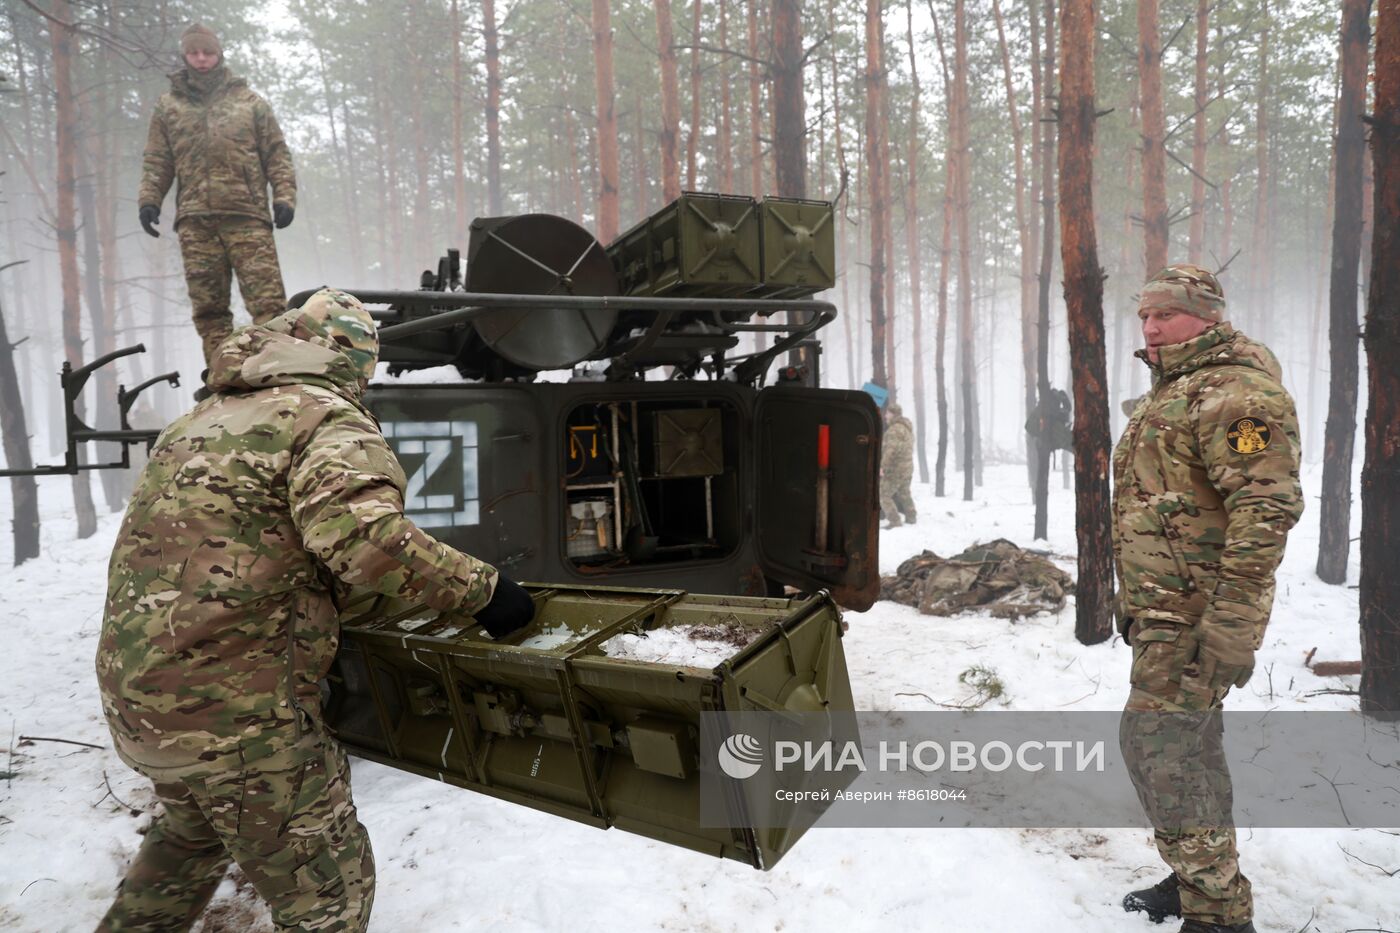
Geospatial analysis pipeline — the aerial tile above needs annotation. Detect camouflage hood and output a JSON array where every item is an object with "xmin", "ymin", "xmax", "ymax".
[
  {"xmin": 1137, "ymin": 323, "xmax": 1282, "ymax": 386},
  {"xmin": 207, "ymin": 288, "xmax": 378, "ymax": 398}
]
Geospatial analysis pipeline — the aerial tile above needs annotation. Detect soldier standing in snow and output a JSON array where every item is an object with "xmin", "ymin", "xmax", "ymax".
[
  {"xmin": 879, "ymin": 402, "xmax": 917, "ymax": 527},
  {"xmin": 94, "ymin": 289, "xmax": 536, "ymax": 931},
  {"xmin": 1114, "ymin": 264, "xmax": 1303, "ymax": 933},
  {"xmin": 138, "ymin": 23, "xmax": 297, "ymax": 366}
]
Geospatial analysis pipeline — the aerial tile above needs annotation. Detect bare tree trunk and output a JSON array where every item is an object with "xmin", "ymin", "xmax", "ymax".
[
  {"xmin": 830, "ymin": 0, "xmax": 853, "ymax": 387},
  {"xmin": 865, "ymin": 0, "xmax": 889, "ymax": 390},
  {"xmin": 76, "ymin": 144, "xmax": 123, "ymax": 513},
  {"xmin": 905, "ymin": 0, "xmax": 928, "ymax": 483},
  {"xmin": 0, "ymin": 284, "xmax": 40, "ymax": 564},
  {"xmin": 955, "ymin": 0, "xmax": 975, "ymax": 502},
  {"xmin": 686, "ymin": 0, "xmax": 703, "ymax": 189},
  {"xmin": 592, "ymin": 0, "xmax": 621, "ymax": 242},
  {"xmin": 485, "ymin": 0, "xmax": 504, "ymax": 215},
  {"xmin": 47, "ymin": 0, "xmax": 96, "ymax": 539},
  {"xmin": 1187, "ymin": 0, "xmax": 1210, "ymax": 263},
  {"xmin": 408, "ymin": 0, "xmax": 432, "ymax": 265},
  {"xmin": 1034, "ymin": 0, "xmax": 1057, "ymax": 539},
  {"xmin": 771, "ymin": 0, "xmax": 806, "ymax": 197},
  {"xmin": 1250, "ymin": 1, "xmax": 1273, "ymax": 339},
  {"xmin": 991, "ymin": 0, "xmax": 1034, "ymax": 486},
  {"xmin": 654, "ymin": 0, "xmax": 683, "ymax": 202},
  {"xmin": 719, "ymin": 0, "xmax": 735, "ymax": 193},
  {"xmin": 451, "ymin": 0, "xmax": 469, "ymax": 244},
  {"xmin": 1360, "ymin": 0, "xmax": 1400, "ymax": 714},
  {"xmin": 928, "ymin": 0, "xmax": 952, "ymax": 498},
  {"xmin": 1138, "ymin": 0, "xmax": 1168, "ymax": 276},
  {"xmin": 1318, "ymin": 0, "xmax": 1374, "ymax": 584},
  {"xmin": 1059, "ymin": 0, "xmax": 1113, "ymax": 645},
  {"xmin": 747, "ymin": 0, "xmax": 764, "ymax": 197}
]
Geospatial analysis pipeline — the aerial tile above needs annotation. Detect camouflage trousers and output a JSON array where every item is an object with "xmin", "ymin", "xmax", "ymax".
[
  {"xmin": 1119, "ymin": 620, "xmax": 1251, "ymax": 926},
  {"xmin": 98, "ymin": 738, "xmax": 375, "ymax": 932},
  {"xmin": 880, "ymin": 468, "xmax": 917, "ymax": 526},
  {"xmin": 176, "ymin": 215, "xmax": 287, "ymax": 365}
]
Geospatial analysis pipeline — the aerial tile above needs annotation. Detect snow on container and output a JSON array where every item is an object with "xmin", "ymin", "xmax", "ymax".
[{"xmin": 326, "ymin": 583, "xmax": 856, "ymax": 869}]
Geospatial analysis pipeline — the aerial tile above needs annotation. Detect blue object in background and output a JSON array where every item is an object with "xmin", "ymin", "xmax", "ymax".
[{"xmin": 861, "ymin": 381, "xmax": 889, "ymax": 409}]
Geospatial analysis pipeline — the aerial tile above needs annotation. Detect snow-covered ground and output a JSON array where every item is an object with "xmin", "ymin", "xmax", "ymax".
[{"xmin": 0, "ymin": 463, "xmax": 1393, "ymax": 933}]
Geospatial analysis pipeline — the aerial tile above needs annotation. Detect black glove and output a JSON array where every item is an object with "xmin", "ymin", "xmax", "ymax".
[
  {"xmin": 273, "ymin": 202, "xmax": 294, "ymax": 229},
  {"xmin": 139, "ymin": 205, "xmax": 161, "ymax": 238},
  {"xmin": 473, "ymin": 576, "xmax": 536, "ymax": 638}
]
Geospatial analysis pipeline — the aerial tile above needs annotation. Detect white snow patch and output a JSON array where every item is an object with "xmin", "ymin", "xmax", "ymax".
[
  {"xmin": 601, "ymin": 627, "xmax": 743, "ymax": 668},
  {"xmin": 0, "ymin": 464, "xmax": 1387, "ymax": 933}
]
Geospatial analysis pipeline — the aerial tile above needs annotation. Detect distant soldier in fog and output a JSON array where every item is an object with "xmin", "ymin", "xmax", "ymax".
[
  {"xmin": 138, "ymin": 23, "xmax": 297, "ymax": 366},
  {"xmin": 880, "ymin": 402, "xmax": 917, "ymax": 528}
]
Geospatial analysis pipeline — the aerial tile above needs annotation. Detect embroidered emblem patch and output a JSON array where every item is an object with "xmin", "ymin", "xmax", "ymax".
[{"xmin": 1226, "ymin": 417, "xmax": 1271, "ymax": 454}]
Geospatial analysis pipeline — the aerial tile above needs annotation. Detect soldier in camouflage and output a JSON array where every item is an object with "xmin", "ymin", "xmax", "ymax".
[
  {"xmin": 880, "ymin": 402, "xmax": 917, "ymax": 527},
  {"xmin": 138, "ymin": 23, "xmax": 297, "ymax": 366},
  {"xmin": 95, "ymin": 288, "xmax": 537, "ymax": 932},
  {"xmin": 1113, "ymin": 264, "xmax": 1303, "ymax": 933}
]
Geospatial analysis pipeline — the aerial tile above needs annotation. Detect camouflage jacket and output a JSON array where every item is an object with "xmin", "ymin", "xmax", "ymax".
[
  {"xmin": 881, "ymin": 416, "xmax": 915, "ymax": 480},
  {"xmin": 138, "ymin": 65, "xmax": 296, "ymax": 228},
  {"xmin": 96, "ymin": 290, "xmax": 497, "ymax": 780},
  {"xmin": 1112, "ymin": 323, "xmax": 1303, "ymax": 665}
]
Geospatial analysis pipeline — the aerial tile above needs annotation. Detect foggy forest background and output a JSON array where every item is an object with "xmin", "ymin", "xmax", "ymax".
[{"xmin": 0, "ymin": 0, "xmax": 1376, "ymax": 524}]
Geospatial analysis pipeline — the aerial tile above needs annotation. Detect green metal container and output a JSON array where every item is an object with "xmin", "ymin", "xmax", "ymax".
[
  {"xmin": 754, "ymin": 197, "xmax": 837, "ymax": 298},
  {"xmin": 326, "ymin": 583, "xmax": 855, "ymax": 869},
  {"xmin": 608, "ymin": 193, "xmax": 764, "ymax": 297}
]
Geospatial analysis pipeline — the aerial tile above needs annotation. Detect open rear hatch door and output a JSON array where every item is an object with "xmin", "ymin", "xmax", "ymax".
[{"xmin": 753, "ymin": 387, "xmax": 881, "ymax": 610}]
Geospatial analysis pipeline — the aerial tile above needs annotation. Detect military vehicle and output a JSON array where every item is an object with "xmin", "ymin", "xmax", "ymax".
[
  {"xmin": 7, "ymin": 192, "xmax": 879, "ymax": 869},
  {"xmin": 288, "ymin": 193, "xmax": 881, "ymax": 614}
]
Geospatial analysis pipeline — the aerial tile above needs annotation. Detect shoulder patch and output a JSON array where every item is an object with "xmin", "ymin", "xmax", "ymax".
[{"xmin": 1226, "ymin": 417, "xmax": 1272, "ymax": 454}]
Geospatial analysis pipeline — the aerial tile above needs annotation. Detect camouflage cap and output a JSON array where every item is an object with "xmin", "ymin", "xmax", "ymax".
[
  {"xmin": 1139, "ymin": 263, "xmax": 1227, "ymax": 322},
  {"xmin": 273, "ymin": 288, "xmax": 379, "ymax": 381},
  {"xmin": 181, "ymin": 22, "xmax": 222, "ymax": 57}
]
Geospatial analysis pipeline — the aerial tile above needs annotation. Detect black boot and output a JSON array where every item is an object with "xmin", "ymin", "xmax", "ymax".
[
  {"xmin": 1122, "ymin": 873, "xmax": 1182, "ymax": 923},
  {"xmin": 1178, "ymin": 921, "xmax": 1256, "ymax": 933}
]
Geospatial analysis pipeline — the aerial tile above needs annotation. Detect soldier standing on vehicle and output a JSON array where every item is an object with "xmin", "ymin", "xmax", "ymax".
[
  {"xmin": 94, "ymin": 289, "xmax": 537, "ymax": 932},
  {"xmin": 139, "ymin": 23, "xmax": 297, "ymax": 366},
  {"xmin": 879, "ymin": 402, "xmax": 917, "ymax": 528},
  {"xmin": 1114, "ymin": 264, "xmax": 1303, "ymax": 933}
]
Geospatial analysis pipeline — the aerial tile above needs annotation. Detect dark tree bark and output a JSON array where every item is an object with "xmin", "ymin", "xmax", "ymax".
[
  {"xmin": 592, "ymin": 0, "xmax": 621, "ymax": 242},
  {"xmin": 46, "ymin": 0, "xmax": 97, "ymax": 539},
  {"xmin": 0, "ymin": 275, "xmax": 40, "ymax": 565},
  {"xmin": 1360, "ymin": 0, "xmax": 1400, "ymax": 714},
  {"xmin": 928, "ymin": 0, "xmax": 953, "ymax": 498},
  {"xmin": 1034, "ymin": 0, "xmax": 1057, "ymax": 539},
  {"xmin": 1058, "ymin": 0, "xmax": 1113, "ymax": 646},
  {"xmin": 771, "ymin": 0, "xmax": 806, "ymax": 198},
  {"xmin": 1138, "ymin": 0, "xmax": 1168, "ymax": 276},
  {"xmin": 485, "ymin": 0, "xmax": 504, "ymax": 215},
  {"xmin": 1317, "ymin": 0, "xmax": 1373, "ymax": 585},
  {"xmin": 865, "ymin": 0, "xmax": 889, "ymax": 390}
]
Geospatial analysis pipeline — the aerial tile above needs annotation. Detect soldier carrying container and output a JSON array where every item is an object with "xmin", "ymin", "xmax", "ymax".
[
  {"xmin": 138, "ymin": 23, "xmax": 297, "ymax": 366},
  {"xmin": 1114, "ymin": 264, "xmax": 1303, "ymax": 933},
  {"xmin": 94, "ymin": 289, "xmax": 537, "ymax": 932}
]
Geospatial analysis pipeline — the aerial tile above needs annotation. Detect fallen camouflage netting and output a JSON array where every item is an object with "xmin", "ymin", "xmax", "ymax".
[{"xmin": 880, "ymin": 538, "xmax": 1075, "ymax": 619}]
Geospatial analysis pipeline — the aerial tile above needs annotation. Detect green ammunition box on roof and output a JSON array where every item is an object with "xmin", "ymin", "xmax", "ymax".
[{"xmin": 608, "ymin": 192, "xmax": 763, "ymax": 297}]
